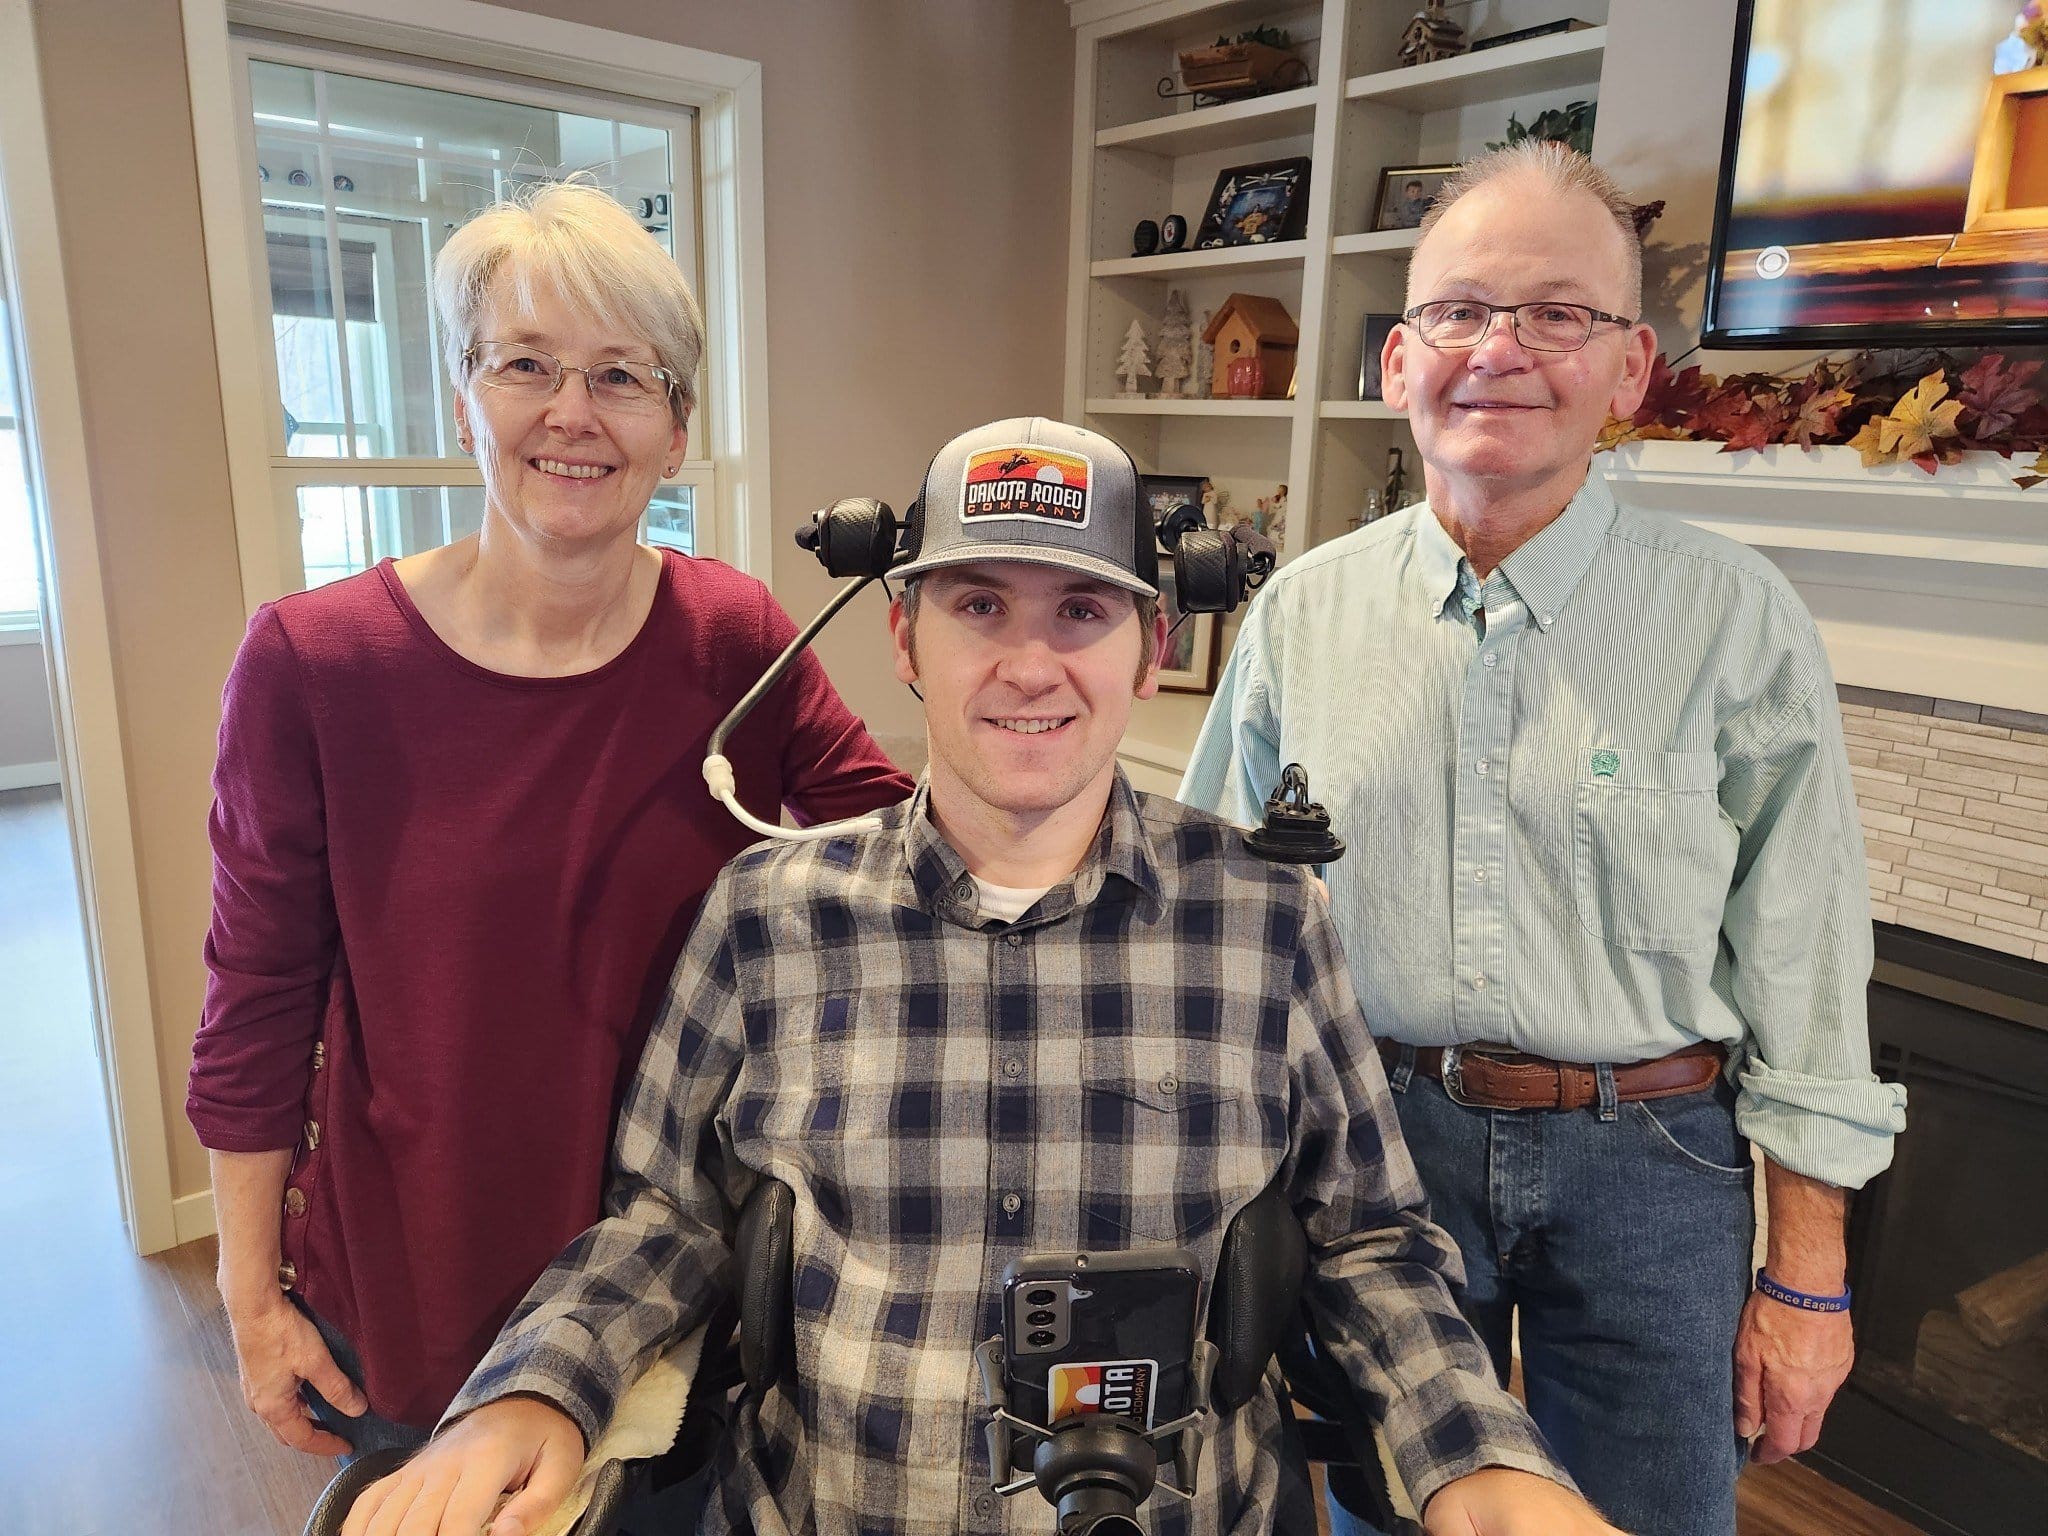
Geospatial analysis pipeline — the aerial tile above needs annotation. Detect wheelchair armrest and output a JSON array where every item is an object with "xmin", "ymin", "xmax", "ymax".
[
  {"xmin": 569, "ymin": 1457, "xmax": 638, "ymax": 1536},
  {"xmin": 302, "ymin": 1449, "xmax": 413, "ymax": 1536}
]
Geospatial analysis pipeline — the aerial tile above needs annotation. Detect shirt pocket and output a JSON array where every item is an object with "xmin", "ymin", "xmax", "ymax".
[
  {"xmin": 1077, "ymin": 1035, "xmax": 1266, "ymax": 1245},
  {"xmin": 1571, "ymin": 749, "xmax": 1736, "ymax": 956}
]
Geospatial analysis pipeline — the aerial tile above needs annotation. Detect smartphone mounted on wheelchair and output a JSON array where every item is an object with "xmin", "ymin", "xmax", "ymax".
[{"xmin": 975, "ymin": 1248, "xmax": 1211, "ymax": 1536}]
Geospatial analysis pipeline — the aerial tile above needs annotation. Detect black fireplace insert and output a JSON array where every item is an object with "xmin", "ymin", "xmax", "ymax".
[{"xmin": 1805, "ymin": 923, "xmax": 2048, "ymax": 1535}]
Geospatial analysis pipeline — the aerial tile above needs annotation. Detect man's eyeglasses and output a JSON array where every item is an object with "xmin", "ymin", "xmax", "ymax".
[
  {"xmin": 1401, "ymin": 299, "xmax": 1636, "ymax": 353},
  {"xmin": 464, "ymin": 341, "xmax": 681, "ymax": 415}
]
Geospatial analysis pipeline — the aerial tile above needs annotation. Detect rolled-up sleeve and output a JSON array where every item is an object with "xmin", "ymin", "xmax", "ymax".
[
  {"xmin": 188, "ymin": 606, "xmax": 336, "ymax": 1152},
  {"xmin": 1718, "ymin": 601, "xmax": 1907, "ymax": 1188}
]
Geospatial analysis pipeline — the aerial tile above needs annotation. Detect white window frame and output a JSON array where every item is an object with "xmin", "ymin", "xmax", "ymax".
[{"xmin": 185, "ymin": 0, "xmax": 771, "ymax": 613}]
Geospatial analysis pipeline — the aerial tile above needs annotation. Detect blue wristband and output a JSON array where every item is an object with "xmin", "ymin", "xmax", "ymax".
[{"xmin": 1755, "ymin": 1269, "xmax": 1851, "ymax": 1313}]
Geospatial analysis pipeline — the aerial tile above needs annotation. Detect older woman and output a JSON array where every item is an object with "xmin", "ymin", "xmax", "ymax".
[{"xmin": 188, "ymin": 181, "xmax": 912, "ymax": 1461}]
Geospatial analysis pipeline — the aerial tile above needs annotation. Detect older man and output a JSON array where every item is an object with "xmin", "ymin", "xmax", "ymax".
[
  {"xmin": 336, "ymin": 417, "xmax": 1624, "ymax": 1536},
  {"xmin": 1181, "ymin": 145, "xmax": 1907, "ymax": 1536}
]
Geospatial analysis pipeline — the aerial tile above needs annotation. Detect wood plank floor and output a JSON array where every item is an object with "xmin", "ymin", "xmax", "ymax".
[{"xmin": 0, "ymin": 785, "xmax": 1926, "ymax": 1534}]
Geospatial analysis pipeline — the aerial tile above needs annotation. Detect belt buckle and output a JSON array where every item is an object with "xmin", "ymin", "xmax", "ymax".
[{"xmin": 1440, "ymin": 1044, "xmax": 1475, "ymax": 1106}]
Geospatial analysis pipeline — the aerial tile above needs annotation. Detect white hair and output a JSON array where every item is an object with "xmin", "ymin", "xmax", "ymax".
[
  {"xmin": 1415, "ymin": 142, "xmax": 1643, "ymax": 313},
  {"xmin": 433, "ymin": 176, "xmax": 705, "ymax": 419}
]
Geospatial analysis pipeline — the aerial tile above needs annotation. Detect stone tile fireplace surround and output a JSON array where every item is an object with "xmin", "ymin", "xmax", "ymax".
[{"xmin": 1842, "ymin": 689, "xmax": 2048, "ymax": 963}]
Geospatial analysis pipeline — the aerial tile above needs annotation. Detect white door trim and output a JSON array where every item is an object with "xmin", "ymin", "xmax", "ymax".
[
  {"xmin": 183, "ymin": 0, "xmax": 773, "ymax": 610},
  {"xmin": 0, "ymin": 0, "xmax": 179, "ymax": 1255}
]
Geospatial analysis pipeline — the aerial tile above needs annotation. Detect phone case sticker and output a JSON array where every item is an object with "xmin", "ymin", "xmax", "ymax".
[{"xmin": 1048, "ymin": 1359, "xmax": 1159, "ymax": 1427}]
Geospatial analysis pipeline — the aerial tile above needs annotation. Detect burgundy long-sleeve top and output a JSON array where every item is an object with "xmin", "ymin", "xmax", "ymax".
[{"xmin": 189, "ymin": 551, "xmax": 913, "ymax": 1426}]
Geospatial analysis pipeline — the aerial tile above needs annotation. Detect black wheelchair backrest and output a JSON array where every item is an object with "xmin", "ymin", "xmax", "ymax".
[
  {"xmin": 736, "ymin": 1177, "xmax": 797, "ymax": 1394},
  {"xmin": 1206, "ymin": 1181, "xmax": 1308, "ymax": 1412}
]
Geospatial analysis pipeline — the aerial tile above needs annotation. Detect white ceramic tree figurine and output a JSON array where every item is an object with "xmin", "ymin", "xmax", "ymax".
[
  {"xmin": 1193, "ymin": 309, "xmax": 1215, "ymax": 398},
  {"xmin": 1155, "ymin": 290, "xmax": 1193, "ymax": 398},
  {"xmin": 1116, "ymin": 318, "xmax": 1153, "ymax": 397}
]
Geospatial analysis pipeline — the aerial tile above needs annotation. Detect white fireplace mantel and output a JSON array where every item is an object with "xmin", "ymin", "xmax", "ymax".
[{"xmin": 1602, "ymin": 442, "xmax": 2048, "ymax": 715}]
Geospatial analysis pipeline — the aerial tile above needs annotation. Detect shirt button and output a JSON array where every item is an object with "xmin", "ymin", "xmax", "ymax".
[
  {"xmin": 1475, "ymin": 758, "xmax": 1490, "ymax": 776},
  {"xmin": 1002, "ymin": 1056, "xmax": 1023, "ymax": 1078},
  {"xmin": 1541, "ymin": 613, "xmax": 1555, "ymax": 626},
  {"xmin": 283, "ymin": 1187, "xmax": 308, "ymax": 1218},
  {"xmin": 1472, "ymin": 974, "xmax": 1488, "ymax": 991},
  {"xmin": 1158, "ymin": 1074, "xmax": 1178, "ymax": 1095},
  {"xmin": 1005, "ymin": 932, "xmax": 1024, "ymax": 948},
  {"xmin": 1481, "ymin": 652, "xmax": 1498, "ymax": 668},
  {"xmin": 1473, "ymin": 868, "xmax": 1487, "ymax": 883},
  {"xmin": 276, "ymin": 1259, "xmax": 298, "ymax": 1291},
  {"xmin": 974, "ymin": 1493, "xmax": 995, "ymax": 1516},
  {"xmin": 1001, "ymin": 1192, "xmax": 1022, "ymax": 1216},
  {"xmin": 304, "ymin": 1120, "xmax": 321, "ymax": 1150}
]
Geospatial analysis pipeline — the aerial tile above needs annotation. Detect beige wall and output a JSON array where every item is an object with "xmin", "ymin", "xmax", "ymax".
[{"xmin": 28, "ymin": 0, "xmax": 1073, "ymax": 1205}]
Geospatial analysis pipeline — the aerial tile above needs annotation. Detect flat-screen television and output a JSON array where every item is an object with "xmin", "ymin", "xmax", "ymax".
[{"xmin": 1703, "ymin": 0, "xmax": 2048, "ymax": 348}]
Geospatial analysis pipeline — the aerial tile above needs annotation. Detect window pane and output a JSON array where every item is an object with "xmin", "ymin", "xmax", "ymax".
[
  {"xmin": 0, "ymin": 426, "xmax": 36, "ymax": 616},
  {"xmin": 293, "ymin": 483, "xmax": 691, "ymax": 587},
  {"xmin": 644, "ymin": 487, "xmax": 696, "ymax": 556},
  {"xmin": 295, "ymin": 484, "xmax": 485, "ymax": 587},
  {"xmin": 0, "ymin": 272, "xmax": 40, "ymax": 619},
  {"xmin": 247, "ymin": 58, "xmax": 693, "ymax": 463}
]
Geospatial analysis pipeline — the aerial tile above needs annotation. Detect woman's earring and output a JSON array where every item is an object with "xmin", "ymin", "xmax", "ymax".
[
  {"xmin": 458, "ymin": 436, "xmax": 474, "ymax": 453},
  {"xmin": 664, "ymin": 464, "xmax": 679, "ymax": 476}
]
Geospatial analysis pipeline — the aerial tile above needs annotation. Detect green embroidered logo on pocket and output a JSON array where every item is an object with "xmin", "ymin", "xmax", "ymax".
[{"xmin": 1590, "ymin": 749, "xmax": 1620, "ymax": 779}]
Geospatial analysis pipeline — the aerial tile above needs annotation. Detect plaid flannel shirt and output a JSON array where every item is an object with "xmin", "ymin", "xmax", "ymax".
[{"xmin": 447, "ymin": 774, "xmax": 1567, "ymax": 1533}]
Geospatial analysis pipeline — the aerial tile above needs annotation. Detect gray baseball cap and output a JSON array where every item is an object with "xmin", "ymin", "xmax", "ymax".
[{"xmin": 893, "ymin": 417, "xmax": 1159, "ymax": 597}]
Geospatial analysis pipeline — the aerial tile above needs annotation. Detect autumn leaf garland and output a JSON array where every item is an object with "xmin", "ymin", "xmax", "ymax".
[{"xmin": 1599, "ymin": 350, "xmax": 2048, "ymax": 486}]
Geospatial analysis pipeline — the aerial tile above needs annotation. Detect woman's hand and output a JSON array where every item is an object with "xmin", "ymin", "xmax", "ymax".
[
  {"xmin": 223, "ymin": 1288, "xmax": 366, "ymax": 1456},
  {"xmin": 340, "ymin": 1397, "xmax": 585, "ymax": 1536}
]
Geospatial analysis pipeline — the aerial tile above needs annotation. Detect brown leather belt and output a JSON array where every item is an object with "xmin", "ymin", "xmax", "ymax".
[{"xmin": 1378, "ymin": 1038, "xmax": 1726, "ymax": 1111}]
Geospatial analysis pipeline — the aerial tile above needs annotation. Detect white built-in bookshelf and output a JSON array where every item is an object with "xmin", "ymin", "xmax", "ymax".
[{"xmin": 1063, "ymin": 0, "xmax": 1613, "ymax": 762}]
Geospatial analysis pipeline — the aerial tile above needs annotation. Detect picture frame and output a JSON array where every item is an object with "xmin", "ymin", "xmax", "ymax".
[
  {"xmin": 1373, "ymin": 162, "xmax": 1458, "ymax": 232},
  {"xmin": 1154, "ymin": 556, "xmax": 1222, "ymax": 693},
  {"xmin": 1194, "ymin": 156, "xmax": 1312, "ymax": 249},
  {"xmin": 1138, "ymin": 473, "xmax": 1205, "ymax": 528},
  {"xmin": 1357, "ymin": 312, "xmax": 1399, "ymax": 400}
]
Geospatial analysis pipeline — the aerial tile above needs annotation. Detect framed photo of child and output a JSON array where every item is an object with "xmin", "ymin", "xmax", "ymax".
[{"xmin": 1373, "ymin": 162, "xmax": 1458, "ymax": 231}]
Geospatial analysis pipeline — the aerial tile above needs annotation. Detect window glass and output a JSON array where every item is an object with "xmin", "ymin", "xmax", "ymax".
[
  {"xmin": 294, "ymin": 482, "xmax": 693, "ymax": 588},
  {"xmin": 0, "ymin": 274, "xmax": 40, "ymax": 621},
  {"xmin": 246, "ymin": 55, "xmax": 699, "ymax": 590}
]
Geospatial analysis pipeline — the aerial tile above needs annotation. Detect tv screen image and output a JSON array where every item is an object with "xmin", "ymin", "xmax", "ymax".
[{"xmin": 1705, "ymin": 0, "xmax": 2048, "ymax": 347}]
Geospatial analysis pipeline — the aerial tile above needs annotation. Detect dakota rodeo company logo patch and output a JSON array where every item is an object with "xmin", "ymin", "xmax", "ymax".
[
  {"xmin": 961, "ymin": 445, "xmax": 1093, "ymax": 527},
  {"xmin": 1048, "ymin": 1358, "xmax": 1159, "ymax": 1428}
]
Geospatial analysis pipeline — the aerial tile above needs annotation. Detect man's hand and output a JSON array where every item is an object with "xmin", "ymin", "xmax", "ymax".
[
  {"xmin": 223, "ymin": 1290, "xmax": 366, "ymax": 1457},
  {"xmin": 1738, "ymin": 1158, "xmax": 1855, "ymax": 1463},
  {"xmin": 1423, "ymin": 1467, "xmax": 1629, "ymax": 1534},
  {"xmin": 339, "ymin": 1397, "xmax": 585, "ymax": 1536},
  {"xmin": 1733, "ymin": 1289, "xmax": 1854, "ymax": 1463}
]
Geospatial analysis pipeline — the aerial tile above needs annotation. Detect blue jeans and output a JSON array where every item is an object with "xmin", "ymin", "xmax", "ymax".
[
  {"xmin": 300, "ymin": 1306, "xmax": 713, "ymax": 1534},
  {"xmin": 298, "ymin": 1306, "xmax": 432, "ymax": 1463},
  {"xmin": 1328, "ymin": 1060, "xmax": 1754, "ymax": 1536}
]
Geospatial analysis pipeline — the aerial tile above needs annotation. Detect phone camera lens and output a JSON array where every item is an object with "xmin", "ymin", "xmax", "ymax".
[
  {"xmin": 1027, "ymin": 1329, "xmax": 1055, "ymax": 1347},
  {"xmin": 1027, "ymin": 1308, "xmax": 1056, "ymax": 1326},
  {"xmin": 1026, "ymin": 1288, "xmax": 1057, "ymax": 1305}
]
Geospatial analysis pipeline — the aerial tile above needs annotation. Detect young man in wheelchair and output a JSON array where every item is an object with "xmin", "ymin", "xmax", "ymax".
[{"xmin": 341, "ymin": 420, "xmax": 1624, "ymax": 1536}]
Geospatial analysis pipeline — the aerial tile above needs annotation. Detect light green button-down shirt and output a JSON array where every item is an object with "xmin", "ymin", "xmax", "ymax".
[{"xmin": 1180, "ymin": 471, "xmax": 1906, "ymax": 1188}]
